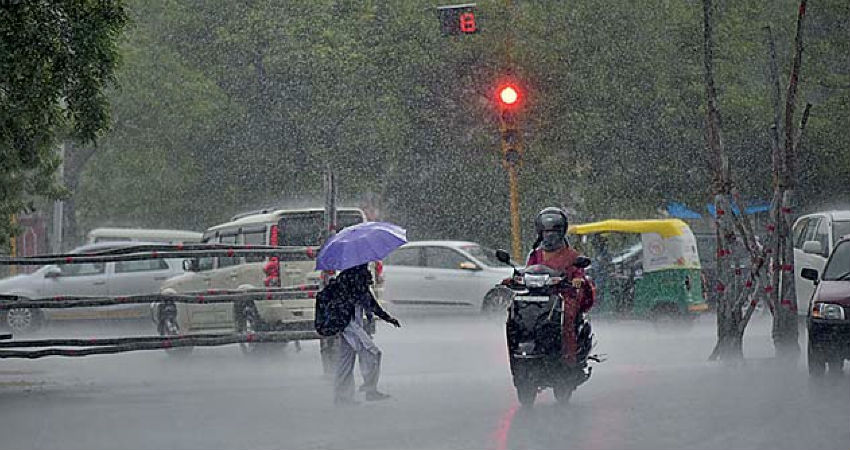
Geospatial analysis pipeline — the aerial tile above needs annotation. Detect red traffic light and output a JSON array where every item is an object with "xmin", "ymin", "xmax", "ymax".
[{"xmin": 499, "ymin": 86, "xmax": 519, "ymax": 107}]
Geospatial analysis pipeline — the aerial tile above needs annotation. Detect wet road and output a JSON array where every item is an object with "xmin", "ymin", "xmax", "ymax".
[{"xmin": 0, "ymin": 314, "xmax": 848, "ymax": 450}]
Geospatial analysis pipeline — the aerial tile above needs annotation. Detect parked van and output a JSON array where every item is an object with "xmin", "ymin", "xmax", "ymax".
[
  {"xmin": 86, "ymin": 227, "xmax": 202, "ymax": 244},
  {"xmin": 154, "ymin": 207, "xmax": 382, "ymax": 352},
  {"xmin": 792, "ymin": 211, "xmax": 850, "ymax": 315}
]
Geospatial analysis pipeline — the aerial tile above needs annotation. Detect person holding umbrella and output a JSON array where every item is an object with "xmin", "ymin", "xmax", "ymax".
[{"xmin": 315, "ymin": 222, "xmax": 406, "ymax": 405}]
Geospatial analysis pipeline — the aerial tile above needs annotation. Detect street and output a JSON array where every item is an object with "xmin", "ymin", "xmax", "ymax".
[{"xmin": 0, "ymin": 313, "xmax": 847, "ymax": 450}]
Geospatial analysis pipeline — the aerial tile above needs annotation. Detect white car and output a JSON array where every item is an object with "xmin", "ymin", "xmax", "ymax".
[
  {"xmin": 0, "ymin": 242, "xmax": 186, "ymax": 333},
  {"xmin": 792, "ymin": 210, "xmax": 850, "ymax": 315},
  {"xmin": 382, "ymin": 241, "xmax": 515, "ymax": 313}
]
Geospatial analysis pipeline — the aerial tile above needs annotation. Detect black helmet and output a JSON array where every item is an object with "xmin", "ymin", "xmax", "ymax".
[{"xmin": 534, "ymin": 207, "xmax": 568, "ymax": 251}]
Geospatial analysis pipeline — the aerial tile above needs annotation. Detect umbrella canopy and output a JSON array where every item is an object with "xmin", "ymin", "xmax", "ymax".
[{"xmin": 315, "ymin": 221, "xmax": 407, "ymax": 271}]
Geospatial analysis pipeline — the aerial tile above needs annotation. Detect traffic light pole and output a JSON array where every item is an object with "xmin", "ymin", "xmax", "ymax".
[
  {"xmin": 503, "ymin": 0, "xmax": 522, "ymax": 261},
  {"xmin": 508, "ymin": 166, "xmax": 521, "ymax": 259}
]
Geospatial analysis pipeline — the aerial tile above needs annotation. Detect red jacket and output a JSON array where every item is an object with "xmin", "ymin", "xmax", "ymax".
[{"xmin": 525, "ymin": 246, "xmax": 594, "ymax": 312}]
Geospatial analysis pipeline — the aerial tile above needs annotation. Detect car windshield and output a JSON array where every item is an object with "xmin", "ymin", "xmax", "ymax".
[
  {"xmin": 822, "ymin": 240, "xmax": 850, "ymax": 281},
  {"xmin": 461, "ymin": 245, "xmax": 514, "ymax": 267}
]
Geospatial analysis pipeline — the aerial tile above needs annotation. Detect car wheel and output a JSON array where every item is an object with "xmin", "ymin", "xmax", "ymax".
[
  {"xmin": 236, "ymin": 304, "xmax": 274, "ymax": 355},
  {"xmin": 827, "ymin": 358, "xmax": 844, "ymax": 375},
  {"xmin": 482, "ymin": 287, "xmax": 512, "ymax": 315},
  {"xmin": 4, "ymin": 307, "xmax": 43, "ymax": 334},
  {"xmin": 807, "ymin": 341, "xmax": 826, "ymax": 377},
  {"xmin": 158, "ymin": 309, "xmax": 192, "ymax": 356}
]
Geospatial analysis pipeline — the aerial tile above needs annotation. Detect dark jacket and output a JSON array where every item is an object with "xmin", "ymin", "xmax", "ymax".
[{"xmin": 336, "ymin": 264, "xmax": 393, "ymax": 324}]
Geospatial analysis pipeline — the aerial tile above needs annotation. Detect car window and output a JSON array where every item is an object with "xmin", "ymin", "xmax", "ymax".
[
  {"xmin": 832, "ymin": 221, "xmax": 850, "ymax": 246},
  {"xmin": 195, "ymin": 237, "xmax": 214, "ymax": 271},
  {"xmin": 460, "ymin": 244, "xmax": 513, "ymax": 267},
  {"xmin": 58, "ymin": 262, "xmax": 105, "ymax": 277},
  {"xmin": 279, "ymin": 212, "xmax": 363, "ymax": 247},
  {"xmin": 242, "ymin": 229, "xmax": 267, "ymax": 263},
  {"xmin": 384, "ymin": 247, "xmax": 422, "ymax": 266},
  {"xmin": 822, "ymin": 241, "xmax": 850, "ymax": 280},
  {"xmin": 218, "ymin": 233, "xmax": 241, "ymax": 267},
  {"xmin": 802, "ymin": 218, "xmax": 820, "ymax": 244},
  {"xmin": 815, "ymin": 219, "xmax": 830, "ymax": 254},
  {"xmin": 792, "ymin": 218, "xmax": 809, "ymax": 249},
  {"xmin": 115, "ymin": 259, "xmax": 169, "ymax": 273},
  {"xmin": 424, "ymin": 247, "xmax": 467, "ymax": 270}
]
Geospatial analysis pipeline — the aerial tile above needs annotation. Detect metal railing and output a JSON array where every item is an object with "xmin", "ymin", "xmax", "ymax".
[{"xmin": 0, "ymin": 244, "xmax": 321, "ymax": 358}]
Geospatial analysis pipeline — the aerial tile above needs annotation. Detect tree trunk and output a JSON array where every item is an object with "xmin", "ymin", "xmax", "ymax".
[
  {"xmin": 62, "ymin": 142, "xmax": 97, "ymax": 249},
  {"xmin": 703, "ymin": 0, "xmax": 772, "ymax": 361},
  {"xmin": 770, "ymin": 0, "xmax": 808, "ymax": 359}
]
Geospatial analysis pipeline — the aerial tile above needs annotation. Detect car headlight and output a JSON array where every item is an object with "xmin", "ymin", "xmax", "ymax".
[
  {"xmin": 812, "ymin": 303, "xmax": 846, "ymax": 320},
  {"xmin": 523, "ymin": 274, "xmax": 550, "ymax": 288}
]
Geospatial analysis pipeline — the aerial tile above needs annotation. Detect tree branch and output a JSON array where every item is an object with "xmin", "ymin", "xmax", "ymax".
[{"xmin": 783, "ymin": 0, "xmax": 807, "ymax": 189}]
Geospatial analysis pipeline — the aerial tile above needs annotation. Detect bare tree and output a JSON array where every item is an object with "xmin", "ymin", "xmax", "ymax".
[
  {"xmin": 702, "ymin": 0, "xmax": 813, "ymax": 361},
  {"xmin": 763, "ymin": 1, "xmax": 811, "ymax": 359},
  {"xmin": 703, "ymin": 0, "xmax": 768, "ymax": 361}
]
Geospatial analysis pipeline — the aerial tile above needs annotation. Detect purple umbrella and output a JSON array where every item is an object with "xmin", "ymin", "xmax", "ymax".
[{"xmin": 315, "ymin": 221, "xmax": 407, "ymax": 271}]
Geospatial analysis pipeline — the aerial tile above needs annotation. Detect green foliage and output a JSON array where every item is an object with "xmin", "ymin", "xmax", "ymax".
[
  {"xmin": 0, "ymin": 0, "xmax": 127, "ymax": 245},
  {"xmin": 74, "ymin": 0, "xmax": 849, "ymax": 253}
]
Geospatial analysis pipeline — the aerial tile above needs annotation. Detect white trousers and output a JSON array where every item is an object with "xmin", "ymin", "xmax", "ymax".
[{"xmin": 334, "ymin": 319, "xmax": 382, "ymax": 402}]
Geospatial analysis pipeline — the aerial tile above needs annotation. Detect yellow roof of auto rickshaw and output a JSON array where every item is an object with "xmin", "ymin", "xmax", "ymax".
[{"xmin": 568, "ymin": 219, "xmax": 691, "ymax": 239}]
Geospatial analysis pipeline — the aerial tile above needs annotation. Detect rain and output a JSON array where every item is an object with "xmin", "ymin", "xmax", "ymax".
[{"xmin": 1, "ymin": 1, "xmax": 849, "ymax": 449}]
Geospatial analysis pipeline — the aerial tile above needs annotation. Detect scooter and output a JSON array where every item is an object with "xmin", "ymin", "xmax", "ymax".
[{"xmin": 495, "ymin": 249, "xmax": 601, "ymax": 407}]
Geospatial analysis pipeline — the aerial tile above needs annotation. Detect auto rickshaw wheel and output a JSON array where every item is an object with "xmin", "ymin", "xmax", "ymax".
[{"xmin": 651, "ymin": 303, "xmax": 693, "ymax": 332}]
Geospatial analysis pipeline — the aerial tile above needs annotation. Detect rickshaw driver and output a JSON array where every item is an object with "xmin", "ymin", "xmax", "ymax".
[{"xmin": 525, "ymin": 207, "xmax": 596, "ymax": 366}]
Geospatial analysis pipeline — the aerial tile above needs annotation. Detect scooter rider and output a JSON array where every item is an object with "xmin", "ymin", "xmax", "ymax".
[{"xmin": 525, "ymin": 207, "xmax": 595, "ymax": 366}]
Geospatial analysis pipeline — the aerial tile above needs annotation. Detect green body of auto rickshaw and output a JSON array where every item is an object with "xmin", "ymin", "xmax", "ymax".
[{"xmin": 569, "ymin": 219, "xmax": 708, "ymax": 320}]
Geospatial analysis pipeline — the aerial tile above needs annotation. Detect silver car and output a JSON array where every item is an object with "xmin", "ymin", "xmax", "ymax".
[
  {"xmin": 382, "ymin": 241, "xmax": 516, "ymax": 313},
  {"xmin": 0, "ymin": 242, "xmax": 186, "ymax": 333}
]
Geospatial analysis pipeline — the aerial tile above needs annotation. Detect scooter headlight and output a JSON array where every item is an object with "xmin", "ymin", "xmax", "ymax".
[{"xmin": 523, "ymin": 273, "xmax": 550, "ymax": 288}]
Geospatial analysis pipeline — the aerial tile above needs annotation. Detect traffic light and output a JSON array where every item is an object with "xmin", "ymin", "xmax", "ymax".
[
  {"xmin": 499, "ymin": 86, "xmax": 518, "ymax": 107},
  {"xmin": 497, "ymin": 84, "xmax": 522, "ymax": 167}
]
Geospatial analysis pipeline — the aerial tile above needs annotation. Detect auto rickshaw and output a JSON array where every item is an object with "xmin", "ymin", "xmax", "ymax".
[{"xmin": 569, "ymin": 219, "xmax": 708, "ymax": 320}]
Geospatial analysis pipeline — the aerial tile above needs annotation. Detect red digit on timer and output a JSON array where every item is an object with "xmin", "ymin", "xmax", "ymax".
[{"xmin": 459, "ymin": 12, "xmax": 476, "ymax": 33}]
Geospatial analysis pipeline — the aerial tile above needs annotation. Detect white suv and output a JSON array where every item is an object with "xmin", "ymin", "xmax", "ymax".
[
  {"xmin": 154, "ymin": 207, "xmax": 383, "ymax": 344},
  {"xmin": 792, "ymin": 211, "xmax": 850, "ymax": 315}
]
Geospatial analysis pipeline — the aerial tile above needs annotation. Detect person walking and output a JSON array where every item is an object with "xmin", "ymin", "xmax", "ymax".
[{"xmin": 333, "ymin": 263, "xmax": 401, "ymax": 405}]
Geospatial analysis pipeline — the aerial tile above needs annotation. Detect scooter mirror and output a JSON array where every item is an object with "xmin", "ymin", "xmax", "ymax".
[
  {"xmin": 495, "ymin": 249, "xmax": 512, "ymax": 265},
  {"xmin": 574, "ymin": 256, "xmax": 591, "ymax": 269}
]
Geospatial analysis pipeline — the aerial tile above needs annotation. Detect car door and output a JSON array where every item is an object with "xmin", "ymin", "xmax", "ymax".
[
  {"xmin": 40, "ymin": 262, "xmax": 109, "ymax": 320},
  {"xmin": 40, "ymin": 262, "xmax": 109, "ymax": 299},
  {"xmin": 187, "ymin": 233, "xmax": 237, "ymax": 328},
  {"xmin": 794, "ymin": 216, "xmax": 822, "ymax": 311},
  {"xmin": 111, "ymin": 258, "xmax": 174, "ymax": 296},
  {"xmin": 381, "ymin": 246, "xmax": 426, "ymax": 305},
  {"xmin": 183, "ymin": 254, "xmax": 221, "ymax": 328},
  {"xmin": 421, "ymin": 246, "xmax": 482, "ymax": 307}
]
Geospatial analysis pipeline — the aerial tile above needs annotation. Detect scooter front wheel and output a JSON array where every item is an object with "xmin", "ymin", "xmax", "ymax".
[
  {"xmin": 553, "ymin": 382, "xmax": 573, "ymax": 403},
  {"xmin": 516, "ymin": 383, "xmax": 537, "ymax": 408}
]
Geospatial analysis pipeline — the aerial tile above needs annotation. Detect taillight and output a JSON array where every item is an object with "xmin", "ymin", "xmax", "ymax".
[
  {"xmin": 269, "ymin": 224, "xmax": 279, "ymax": 246},
  {"xmin": 374, "ymin": 261, "xmax": 384, "ymax": 284}
]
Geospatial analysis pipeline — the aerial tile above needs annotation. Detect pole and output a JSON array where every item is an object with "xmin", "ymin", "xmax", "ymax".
[
  {"xmin": 504, "ymin": 0, "xmax": 522, "ymax": 259},
  {"xmin": 52, "ymin": 143, "xmax": 65, "ymax": 253},
  {"xmin": 508, "ymin": 167, "xmax": 521, "ymax": 259},
  {"xmin": 8, "ymin": 215, "xmax": 16, "ymax": 276}
]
